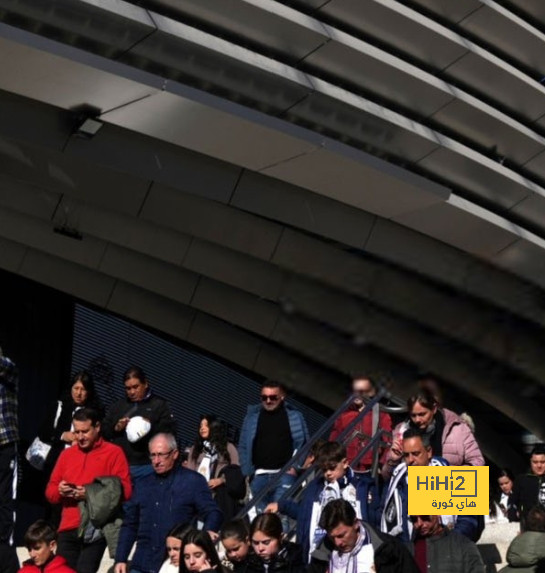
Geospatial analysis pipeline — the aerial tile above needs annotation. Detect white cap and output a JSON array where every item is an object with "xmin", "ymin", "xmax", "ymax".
[{"xmin": 126, "ymin": 416, "xmax": 151, "ymax": 443}]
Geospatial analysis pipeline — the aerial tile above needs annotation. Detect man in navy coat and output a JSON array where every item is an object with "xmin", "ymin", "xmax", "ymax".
[{"xmin": 114, "ymin": 433, "xmax": 222, "ymax": 573}]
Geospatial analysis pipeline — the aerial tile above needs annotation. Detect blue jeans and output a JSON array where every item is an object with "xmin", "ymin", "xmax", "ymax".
[{"xmin": 250, "ymin": 472, "xmax": 296, "ymax": 513}]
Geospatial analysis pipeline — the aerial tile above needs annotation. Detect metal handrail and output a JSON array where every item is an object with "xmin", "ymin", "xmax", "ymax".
[
  {"xmin": 281, "ymin": 429, "xmax": 390, "ymax": 540},
  {"xmin": 235, "ymin": 388, "xmax": 392, "ymax": 519}
]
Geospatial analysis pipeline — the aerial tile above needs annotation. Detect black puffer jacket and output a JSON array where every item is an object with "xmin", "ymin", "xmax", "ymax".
[
  {"xmin": 102, "ymin": 393, "xmax": 175, "ymax": 466},
  {"xmin": 509, "ymin": 473, "xmax": 545, "ymax": 528},
  {"xmin": 237, "ymin": 543, "xmax": 305, "ymax": 573}
]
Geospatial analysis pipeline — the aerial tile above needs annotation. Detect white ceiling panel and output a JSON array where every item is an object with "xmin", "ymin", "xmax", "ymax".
[
  {"xmin": 281, "ymin": 276, "xmax": 368, "ymax": 334},
  {"xmin": 0, "ymin": 207, "xmax": 107, "ymax": 269},
  {"xmin": 0, "ymin": 137, "xmax": 151, "ymax": 216},
  {"xmin": 0, "ymin": 236, "xmax": 27, "ymax": 274},
  {"xmin": 270, "ymin": 315, "xmax": 345, "ymax": 370},
  {"xmin": 365, "ymin": 218, "xmax": 471, "ymax": 287},
  {"xmin": 183, "ymin": 238, "xmax": 284, "ymax": 301},
  {"xmin": 190, "ymin": 278, "xmax": 279, "ymax": 338},
  {"xmin": 272, "ymin": 229, "xmax": 377, "ymax": 297},
  {"xmin": 101, "ymin": 89, "xmax": 320, "ymax": 171},
  {"xmin": 493, "ymin": 237, "xmax": 545, "ymax": 289},
  {"xmin": 125, "ymin": 13, "xmax": 313, "ymax": 114},
  {"xmin": 408, "ymin": 0, "xmax": 481, "ymax": 22},
  {"xmin": 253, "ymin": 344, "xmax": 345, "ymax": 404},
  {"xmin": 141, "ymin": 183, "xmax": 283, "ymax": 261},
  {"xmin": 418, "ymin": 146, "xmax": 530, "ymax": 209},
  {"xmin": 430, "ymin": 97, "xmax": 545, "ymax": 166},
  {"xmin": 0, "ymin": 0, "xmax": 156, "ymax": 54},
  {"xmin": 0, "ymin": 24, "xmax": 162, "ymax": 112},
  {"xmin": 52, "ymin": 198, "xmax": 192, "ymax": 267},
  {"xmin": 18, "ymin": 249, "xmax": 115, "ymax": 306},
  {"xmin": 288, "ymin": 87, "xmax": 439, "ymax": 162},
  {"xmin": 187, "ymin": 312, "xmax": 262, "ymax": 371},
  {"xmin": 393, "ymin": 194, "xmax": 519, "ymax": 256},
  {"xmin": 0, "ymin": 173, "xmax": 59, "ymax": 220},
  {"xmin": 261, "ymin": 144, "xmax": 449, "ymax": 217},
  {"xmin": 302, "ymin": 35, "xmax": 454, "ymax": 117},
  {"xmin": 458, "ymin": 4, "xmax": 545, "ymax": 75},
  {"xmin": 503, "ymin": 0, "xmax": 545, "ymax": 22},
  {"xmin": 463, "ymin": 259, "xmax": 545, "ymax": 327},
  {"xmin": 509, "ymin": 193, "xmax": 545, "ymax": 233},
  {"xmin": 320, "ymin": 0, "xmax": 469, "ymax": 70},
  {"xmin": 443, "ymin": 50, "xmax": 545, "ymax": 122},
  {"xmin": 0, "ymin": 89, "xmax": 71, "ymax": 151},
  {"xmin": 523, "ymin": 149, "xmax": 545, "ymax": 181},
  {"xmin": 107, "ymin": 281, "xmax": 195, "ymax": 341},
  {"xmin": 99, "ymin": 244, "xmax": 199, "ymax": 306},
  {"xmin": 136, "ymin": 0, "xmax": 329, "ymax": 63},
  {"xmin": 65, "ymin": 124, "xmax": 242, "ymax": 204},
  {"xmin": 231, "ymin": 170, "xmax": 376, "ymax": 249}
]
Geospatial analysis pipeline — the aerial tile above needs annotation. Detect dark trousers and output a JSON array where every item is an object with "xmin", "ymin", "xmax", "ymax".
[
  {"xmin": 57, "ymin": 529, "xmax": 106, "ymax": 573},
  {"xmin": 0, "ymin": 443, "xmax": 16, "ymax": 544}
]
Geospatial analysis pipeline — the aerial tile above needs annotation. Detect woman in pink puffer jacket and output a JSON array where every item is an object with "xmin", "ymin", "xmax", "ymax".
[{"xmin": 384, "ymin": 389, "xmax": 485, "ymax": 476}]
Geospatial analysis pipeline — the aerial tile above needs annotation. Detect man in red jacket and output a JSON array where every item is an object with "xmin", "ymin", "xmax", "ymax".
[
  {"xmin": 330, "ymin": 377, "xmax": 392, "ymax": 473},
  {"xmin": 46, "ymin": 408, "xmax": 132, "ymax": 573}
]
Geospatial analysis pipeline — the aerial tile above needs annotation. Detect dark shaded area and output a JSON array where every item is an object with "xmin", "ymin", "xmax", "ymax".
[{"xmin": 0, "ymin": 268, "xmax": 74, "ymax": 544}]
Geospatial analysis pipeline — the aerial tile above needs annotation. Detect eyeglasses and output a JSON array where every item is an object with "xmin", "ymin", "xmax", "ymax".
[
  {"xmin": 149, "ymin": 450, "xmax": 174, "ymax": 459},
  {"xmin": 261, "ymin": 395, "xmax": 280, "ymax": 402}
]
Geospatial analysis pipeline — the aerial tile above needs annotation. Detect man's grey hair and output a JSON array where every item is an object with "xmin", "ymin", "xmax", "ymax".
[{"xmin": 149, "ymin": 432, "xmax": 178, "ymax": 451}]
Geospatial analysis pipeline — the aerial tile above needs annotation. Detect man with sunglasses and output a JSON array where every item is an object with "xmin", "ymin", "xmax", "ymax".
[
  {"xmin": 239, "ymin": 381, "xmax": 309, "ymax": 517},
  {"xmin": 114, "ymin": 433, "xmax": 222, "ymax": 573},
  {"xmin": 410, "ymin": 514, "xmax": 484, "ymax": 573}
]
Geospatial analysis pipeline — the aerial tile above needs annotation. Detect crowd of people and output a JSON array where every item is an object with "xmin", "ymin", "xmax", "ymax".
[{"xmin": 2, "ymin": 352, "xmax": 545, "ymax": 573}]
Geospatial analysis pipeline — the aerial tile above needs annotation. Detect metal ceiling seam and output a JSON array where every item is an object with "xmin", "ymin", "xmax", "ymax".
[
  {"xmin": 81, "ymin": 11, "xmax": 545, "ymax": 230},
  {"xmin": 120, "ymin": 0, "xmax": 545, "ymax": 182},
  {"xmin": 9, "ymin": 0, "xmax": 545, "ymax": 187},
  {"xmin": 306, "ymin": 0, "xmax": 545, "ymax": 123},
  {"xmin": 417, "ymin": 0, "xmax": 545, "ymax": 74}
]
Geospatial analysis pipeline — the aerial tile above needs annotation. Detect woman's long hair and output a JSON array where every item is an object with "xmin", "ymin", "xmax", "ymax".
[
  {"xmin": 62, "ymin": 370, "xmax": 103, "ymax": 413},
  {"xmin": 250, "ymin": 513, "xmax": 283, "ymax": 546},
  {"xmin": 179, "ymin": 529, "xmax": 222, "ymax": 573},
  {"xmin": 190, "ymin": 415, "xmax": 230, "ymax": 464},
  {"xmin": 162, "ymin": 523, "xmax": 192, "ymax": 563},
  {"xmin": 407, "ymin": 388, "xmax": 438, "ymax": 413}
]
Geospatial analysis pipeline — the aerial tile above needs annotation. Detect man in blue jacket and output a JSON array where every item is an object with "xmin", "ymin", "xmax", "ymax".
[
  {"xmin": 114, "ymin": 433, "xmax": 222, "ymax": 573},
  {"xmin": 238, "ymin": 380, "xmax": 309, "ymax": 515},
  {"xmin": 266, "ymin": 441, "xmax": 381, "ymax": 563}
]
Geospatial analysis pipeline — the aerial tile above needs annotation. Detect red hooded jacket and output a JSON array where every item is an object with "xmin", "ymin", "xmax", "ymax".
[
  {"xmin": 45, "ymin": 437, "xmax": 132, "ymax": 532},
  {"xmin": 330, "ymin": 402, "xmax": 392, "ymax": 471}
]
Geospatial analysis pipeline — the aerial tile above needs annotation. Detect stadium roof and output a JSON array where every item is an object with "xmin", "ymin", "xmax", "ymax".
[{"xmin": 1, "ymin": 0, "xmax": 545, "ymax": 470}]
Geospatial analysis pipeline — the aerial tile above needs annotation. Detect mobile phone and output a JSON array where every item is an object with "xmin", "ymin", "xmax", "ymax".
[{"xmin": 65, "ymin": 483, "xmax": 77, "ymax": 489}]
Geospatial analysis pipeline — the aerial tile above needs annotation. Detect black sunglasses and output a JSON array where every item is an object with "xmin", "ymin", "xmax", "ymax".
[{"xmin": 261, "ymin": 394, "xmax": 280, "ymax": 402}]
